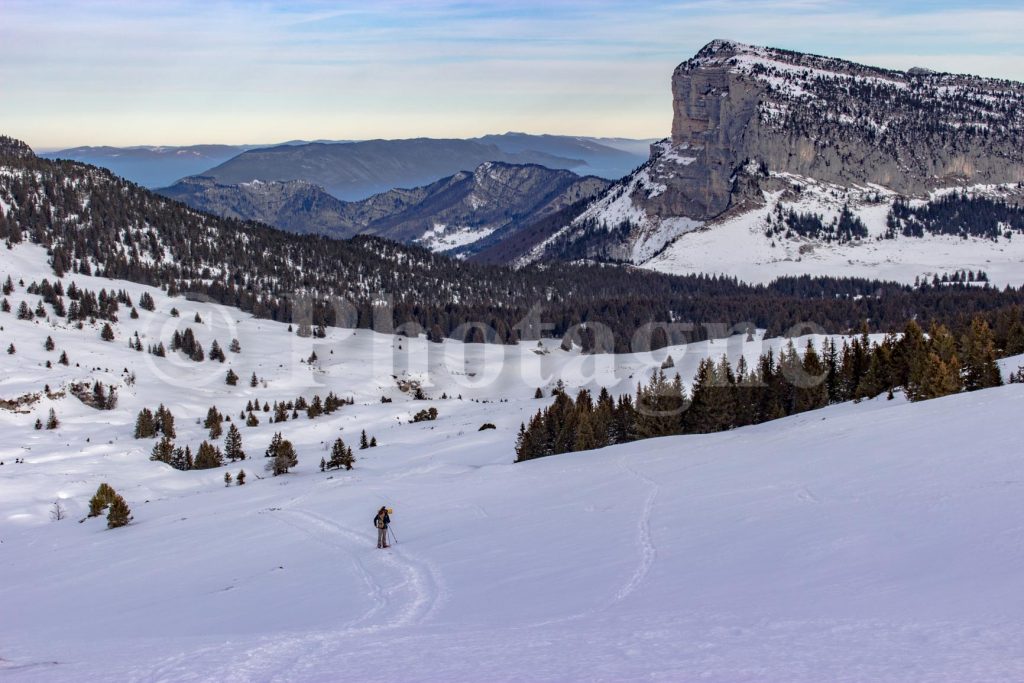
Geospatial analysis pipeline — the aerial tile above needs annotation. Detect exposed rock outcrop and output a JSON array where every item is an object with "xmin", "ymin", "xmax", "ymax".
[{"xmin": 531, "ymin": 39, "xmax": 1024, "ymax": 265}]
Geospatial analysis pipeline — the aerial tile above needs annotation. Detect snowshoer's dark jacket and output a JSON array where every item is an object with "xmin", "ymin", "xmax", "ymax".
[{"xmin": 374, "ymin": 511, "xmax": 390, "ymax": 529}]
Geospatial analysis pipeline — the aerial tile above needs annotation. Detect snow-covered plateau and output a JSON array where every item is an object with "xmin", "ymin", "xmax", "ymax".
[
  {"xmin": 642, "ymin": 178, "xmax": 1024, "ymax": 287},
  {"xmin": 2, "ymin": 241, "xmax": 1024, "ymax": 682}
]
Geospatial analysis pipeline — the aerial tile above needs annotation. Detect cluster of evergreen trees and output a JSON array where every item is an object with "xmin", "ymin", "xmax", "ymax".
[
  {"xmin": 241, "ymin": 392, "xmax": 352, "ymax": 426},
  {"xmin": 149, "ymin": 422, "xmax": 245, "ymax": 472},
  {"xmin": 264, "ymin": 433, "xmax": 298, "ymax": 475},
  {"xmin": 320, "ymin": 438, "xmax": 355, "ymax": 471},
  {"xmin": 169, "ymin": 327, "xmax": 206, "ymax": 362},
  {"xmin": 887, "ymin": 194, "xmax": 1024, "ymax": 241},
  {"xmin": 3, "ymin": 275, "xmax": 129, "ymax": 323},
  {"xmin": 766, "ymin": 205, "xmax": 868, "ymax": 243},
  {"xmin": 87, "ymin": 483, "xmax": 132, "ymax": 529},
  {"xmin": 516, "ymin": 315, "xmax": 1008, "ymax": 462},
  {"xmin": 134, "ymin": 404, "xmax": 176, "ymax": 438}
]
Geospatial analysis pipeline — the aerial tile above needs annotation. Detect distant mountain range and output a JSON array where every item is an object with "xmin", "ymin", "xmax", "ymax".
[
  {"xmin": 157, "ymin": 162, "xmax": 610, "ymax": 257},
  {"xmin": 197, "ymin": 134, "xmax": 647, "ymax": 200},
  {"xmin": 39, "ymin": 144, "xmax": 264, "ymax": 188},
  {"xmin": 43, "ymin": 133, "xmax": 652, "ymax": 196}
]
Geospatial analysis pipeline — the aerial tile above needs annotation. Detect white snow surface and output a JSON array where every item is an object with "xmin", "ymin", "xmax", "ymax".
[
  {"xmin": 644, "ymin": 177, "xmax": 1024, "ymax": 286},
  {"xmin": 2, "ymin": 242, "xmax": 1024, "ymax": 681},
  {"xmin": 416, "ymin": 223, "xmax": 496, "ymax": 252}
]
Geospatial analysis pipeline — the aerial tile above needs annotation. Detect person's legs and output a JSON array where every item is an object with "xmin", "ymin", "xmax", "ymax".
[{"xmin": 378, "ymin": 527, "xmax": 387, "ymax": 548}]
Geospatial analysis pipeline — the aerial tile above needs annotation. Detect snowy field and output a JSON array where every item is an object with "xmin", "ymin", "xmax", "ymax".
[
  {"xmin": 2, "ymin": 242, "xmax": 1024, "ymax": 681},
  {"xmin": 641, "ymin": 179, "xmax": 1024, "ymax": 287}
]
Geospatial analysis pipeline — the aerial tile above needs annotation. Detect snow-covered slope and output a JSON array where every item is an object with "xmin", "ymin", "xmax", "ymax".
[
  {"xmin": 2, "ymin": 241, "xmax": 1024, "ymax": 681},
  {"xmin": 644, "ymin": 176, "xmax": 1024, "ymax": 286}
]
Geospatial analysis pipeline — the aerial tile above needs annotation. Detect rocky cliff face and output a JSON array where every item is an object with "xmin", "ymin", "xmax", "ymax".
[
  {"xmin": 530, "ymin": 39, "xmax": 1024, "ymax": 266},
  {"xmin": 666, "ymin": 40, "xmax": 1024, "ymax": 202}
]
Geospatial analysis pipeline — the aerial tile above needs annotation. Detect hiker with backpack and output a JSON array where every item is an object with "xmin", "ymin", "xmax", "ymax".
[{"xmin": 374, "ymin": 506, "xmax": 391, "ymax": 548}]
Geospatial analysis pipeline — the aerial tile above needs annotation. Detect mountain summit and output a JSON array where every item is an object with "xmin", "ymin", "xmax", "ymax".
[{"xmin": 528, "ymin": 41, "xmax": 1024, "ymax": 282}]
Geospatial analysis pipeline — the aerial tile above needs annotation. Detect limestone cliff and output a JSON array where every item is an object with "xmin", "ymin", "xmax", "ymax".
[{"xmin": 534, "ymin": 40, "xmax": 1024, "ymax": 265}]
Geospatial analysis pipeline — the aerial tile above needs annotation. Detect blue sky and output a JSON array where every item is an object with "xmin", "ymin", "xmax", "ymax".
[{"xmin": 3, "ymin": 0, "xmax": 1023, "ymax": 149}]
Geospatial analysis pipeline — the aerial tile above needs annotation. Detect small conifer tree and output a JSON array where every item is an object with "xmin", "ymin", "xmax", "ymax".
[{"xmin": 106, "ymin": 494, "xmax": 132, "ymax": 529}]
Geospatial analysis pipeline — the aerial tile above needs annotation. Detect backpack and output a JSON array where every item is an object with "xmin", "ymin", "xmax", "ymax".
[{"xmin": 374, "ymin": 514, "xmax": 385, "ymax": 529}]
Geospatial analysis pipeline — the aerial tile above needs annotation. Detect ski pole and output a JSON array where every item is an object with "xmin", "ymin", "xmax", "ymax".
[{"xmin": 389, "ymin": 526, "xmax": 398, "ymax": 545}]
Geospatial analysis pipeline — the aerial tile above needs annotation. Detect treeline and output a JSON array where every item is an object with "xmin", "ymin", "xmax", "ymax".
[
  {"xmin": 8, "ymin": 141, "xmax": 1024, "ymax": 349},
  {"xmin": 887, "ymin": 194, "xmax": 1024, "ymax": 241},
  {"xmin": 516, "ymin": 315, "xmax": 1010, "ymax": 462}
]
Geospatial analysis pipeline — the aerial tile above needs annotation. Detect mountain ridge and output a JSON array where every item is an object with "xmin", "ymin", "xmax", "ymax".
[
  {"xmin": 526, "ymin": 40, "xmax": 1024, "ymax": 283},
  {"xmin": 156, "ymin": 162, "xmax": 611, "ymax": 254}
]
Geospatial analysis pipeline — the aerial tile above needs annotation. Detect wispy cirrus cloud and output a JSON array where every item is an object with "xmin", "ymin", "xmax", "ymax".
[{"xmin": 2, "ymin": 0, "xmax": 1022, "ymax": 148}]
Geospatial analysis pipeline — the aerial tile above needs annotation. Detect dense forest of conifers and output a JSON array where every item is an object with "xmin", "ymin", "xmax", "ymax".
[
  {"xmin": 516, "ymin": 315, "xmax": 1013, "ymax": 462},
  {"xmin": 3, "ymin": 136, "xmax": 1024, "ymax": 351}
]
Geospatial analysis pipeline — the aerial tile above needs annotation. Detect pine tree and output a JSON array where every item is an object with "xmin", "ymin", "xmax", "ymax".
[
  {"xmin": 246, "ymin": 411, "xmax": 259, "ymax": 427},
  {"xmin": 106, "ymin": 494, "xmax": 132, "ymax": 529},
  {"xmin": 194, "ymin": 441, "xmax": 223, "ymax": 469},
  {"xmin": 224, "ymin": 424, "xmax": 245, "ymax": 462},
  {"xmin": 360, "ymin": 430, "xmax": 369, "ymax": 449},
  {"xmin": 58, "ymin": 350, "xmax": 68, "ymax": 365},
  {"xmin": 896, "ymin": 320, "xmax": 928, "ymax": 390},
  {"xmin": 209, "ymin": 340, "xmax": 225, "ymax": 362},
  {"xmin": 573, "ymin": 407, "xmax": 599, "ymax": 451},
  {"xmin": 306, "ymin": 394, "xmax": 323, "ymax": 419},
  {"xmin": 250, "ymin": 372, "xmax": 259, "ymax": 388},
  {"xmin": 100, "ymin": 322, "xmax": 115, "ymax": 341},
  {"xmin": 633, "ymin": 369, "xmax": 685, "ymax": 439},
  {"xmin": 916, "ymin": 352, "xmax": 962, "ymax": 401},
  {"xmin": 6, "ymin": 343, "xmax": 14, "ymax": 355},
  {"xmin": 236, "ymin": 469, "xmax": 246, "ymax": 485},
  {"xmin": 326, "ymin": 438, "xmax": 355, "ymax": 470},
  {"xmin": 44, "ymin": 335, "xmax": 54, "ymax": 351},
  {"xmin": 229, "ymin": 338, "xmax": 241, "ymax": 353},
  {"xmin": 45, "ymin": 408, "xmax": 59, "ymax": 430},
  {"xmin": 685, "ymin": 358, "xmax": 737, "ymax": 434},
  {"xmin": 88, "ymin": 483, "xmax": 117, "ymax": 517},
  {"xmin": 134, "ymin": 408, "xmax": 156, "ymax": 438},
  {"xmin": 961, "ymin": 316, "xmax": 1003, "ymax": 391},
  {"xmin": 794, "ymin": 341, "xmax": 829, "ymax": 413},
  {"xmin": 1005, "ymin": 318, "xmax": 1024, "ymax": 356},
  {"xmin": 224, "ymin": 471, "xmax": 233, "ymax": 487},
  {"xmin": 150, "ymin": 435, "xmax": 174, "ymax": 463},
  {"xmin": 369, "ymin": 436, "xmax": 377, "ymax": 447},
  {"xmin": 265, "ymin": 432, "xmax": 283, "ymax": 459},
  {"xmin": 268, "ymin": 439, "xmax": 298, "ymax": 475},
  {"xmin": 225, "ymin": 368, "xmax": 238, "ymax": 386},
  {"xmin": 534, "ymin": 387, "xmax": 544, "ymax": 399},
  {"xmin": 156, "ymin": 404, "xmax": 176, "ymax": 438}
]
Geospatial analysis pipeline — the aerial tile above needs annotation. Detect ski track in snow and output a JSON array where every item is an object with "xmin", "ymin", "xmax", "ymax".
[
  {"xmin": 529, "ymin": 455, "xmax": 661, "ymax": 628},
  {"xmin": 266, "ymin": 506, "xmax": 445, "ymax": 635},
  {"xmin": 139, "ymin": 506, "xmax": 449, "ymax": 683},
  {"xmin": 614, "ymin": 455, "xmax": 659, "ymax": 603}
]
